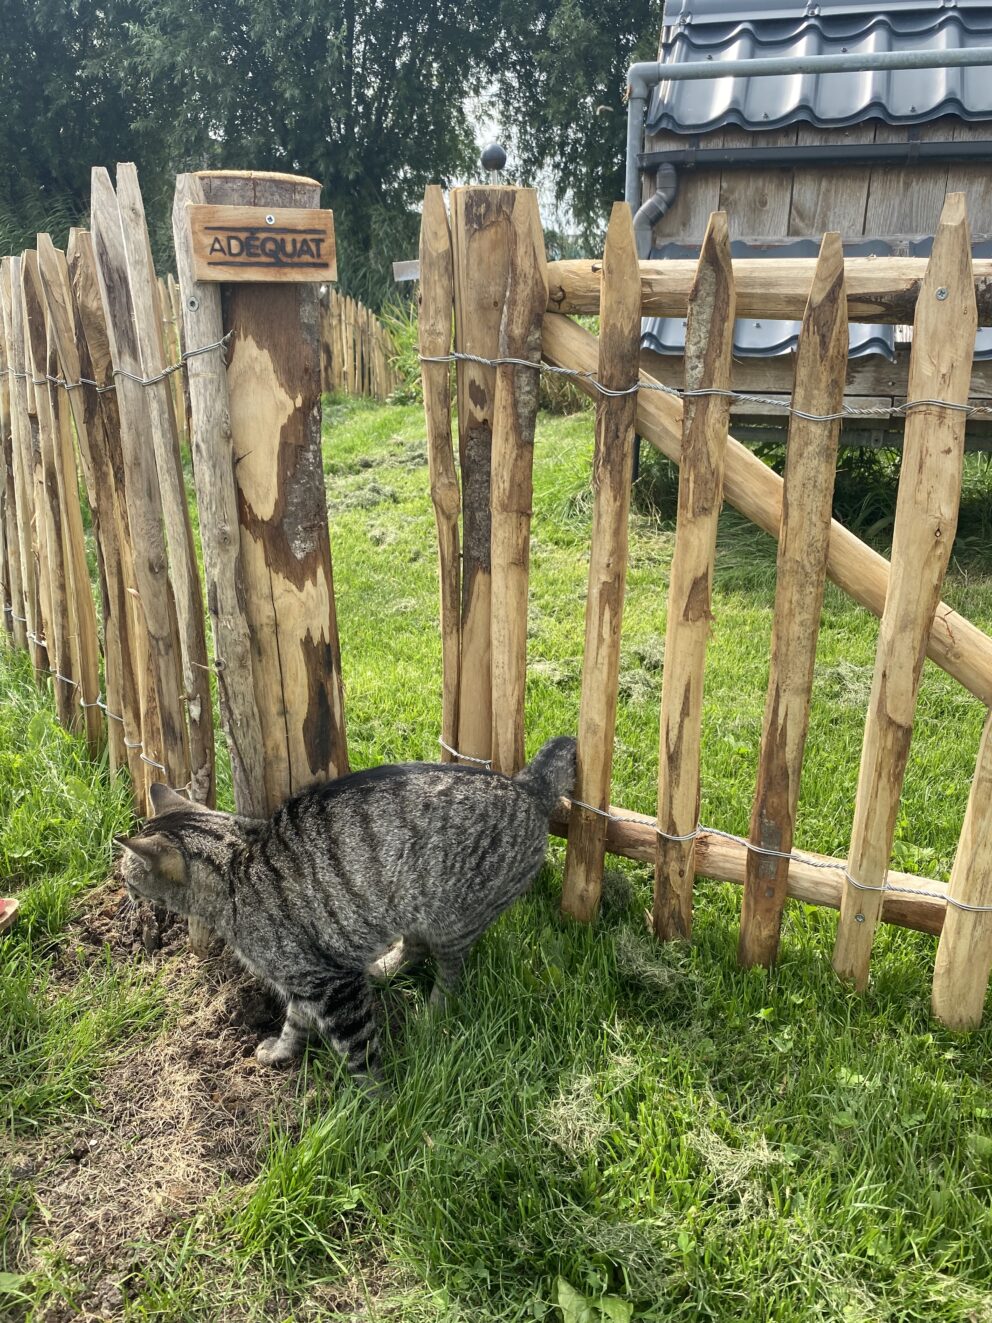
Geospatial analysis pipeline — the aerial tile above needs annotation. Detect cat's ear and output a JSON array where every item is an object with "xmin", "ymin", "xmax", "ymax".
[
  {"xmin": 113, "ymin": 833, "xmax": 186, "ymax": 884},
  {"xmin": 147, "ymin": 783, "xmax": 206, "ymax": 817}
]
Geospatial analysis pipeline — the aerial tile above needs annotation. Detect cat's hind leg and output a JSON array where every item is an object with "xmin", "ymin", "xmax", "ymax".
[
  {"xmin": 367, "ymin": 936, "xmax": 430, "ymax": 982},
  {"xmin": 316, "ymin": 973, "xmax": 384, "ymax": 1083}
]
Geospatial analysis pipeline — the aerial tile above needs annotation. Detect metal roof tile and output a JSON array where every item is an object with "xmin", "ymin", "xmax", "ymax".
[{"xmin": 648, "ymin": 3, "xmax": 992, "ymax": 133}]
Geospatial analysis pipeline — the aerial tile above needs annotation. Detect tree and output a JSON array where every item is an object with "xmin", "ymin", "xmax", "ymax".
[{"xmin": 492, "ymin": 0, "xmax": 663, "ymax": 246}]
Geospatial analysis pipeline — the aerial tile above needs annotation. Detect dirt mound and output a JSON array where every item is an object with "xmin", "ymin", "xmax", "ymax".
[{"xmin": 7, "ymin": 885, "xmax": 307, "ymax": 1320}]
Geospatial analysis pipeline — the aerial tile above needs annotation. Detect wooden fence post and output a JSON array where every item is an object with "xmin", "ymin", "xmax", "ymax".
[
  {"xmin": 653, "ymin": 212, "xmax": 735, "ymax": 943},
  {"xmin": 449, "ymin": 186, "xmax": 517, "ymax": 765},
  {"xmin": 37, "ymin": 234, "xmax": 131, "ymax": 776},
  {"xmin": 2, "ymin": 257, "xmax": 49, "ymax": 680},
  {"xmin": 931, "ymin": 708, "xmax": 992, "ymax": 1029},
  {"xmin": 67, "ymin": 228, "xmax": 154, "ymax": 799},
  {"xmin": 0, "ymin": 276, "xmax": 26, "ymax": 650},
  {"xmin": 417, "ymin": 185, "xmax": 461, "ymax": 763},
  {"xmin": 192, "ymin": 169, "xmax": 348, "ymax": 810},
  {"xmin": 561, "ymin": 204, "xmax": 641, "ymax": 923},
  {"xmin": 116, "ymin": 164, "xmax": 215, "ymax": 806},
  {"xmin": 21, "ymin": 251, "xmax": 78, "ymax": 729},
  {"xmin": 832, "ymin": 194, "xmax": 976, "ymax": 990},
  {"xmin": 90, "ymin": 168, "xmax": 191, "ymax": 798},
  {"xmin": 737, "ymin": 234, "xmax": 846, "ymax": 967},
  {"xmin": 490, "ymin": 189, "xmax": 548, "ymax": 776},
  {"xmin": 172, "ymin": 172, "xmax": 267, "ymax": 819}
]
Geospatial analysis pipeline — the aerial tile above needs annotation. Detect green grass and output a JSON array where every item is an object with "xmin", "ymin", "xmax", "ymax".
[{"xmin": 4, "ymin": 396, "xmax": 992, "ymax": 1320}]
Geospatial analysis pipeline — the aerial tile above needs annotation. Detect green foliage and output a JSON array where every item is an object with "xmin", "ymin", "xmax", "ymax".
[
  {"xmin": 493, "ymin": 0, "xmax": 665, "ymax": 245},
  {"xmin": 378, "ymin": 299, "xmax": 425, "ymax": 404}
]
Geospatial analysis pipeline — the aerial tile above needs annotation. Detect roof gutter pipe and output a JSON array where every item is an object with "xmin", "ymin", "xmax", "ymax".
[
  {"xmin": 633, "ymin": 163, "xmax": 678, "ymax": 259},
  {"xmin": 625, "ymin": 44, "xmax": 992, "ymax": 209}
]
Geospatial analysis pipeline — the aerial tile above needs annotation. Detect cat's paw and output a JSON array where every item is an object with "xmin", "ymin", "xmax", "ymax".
[{"xmin": 255, "ymin": 1036, "xmax": 296, "ymax": 1067}]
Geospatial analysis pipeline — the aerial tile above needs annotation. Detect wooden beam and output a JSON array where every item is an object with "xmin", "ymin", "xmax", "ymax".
[
  {"xmin": 547, "ymin": 256, "xmax": 992, "ymax": 325},
  {"xmin": 549, "ymin": 805, "xmax": 948, "ymax": 937}
]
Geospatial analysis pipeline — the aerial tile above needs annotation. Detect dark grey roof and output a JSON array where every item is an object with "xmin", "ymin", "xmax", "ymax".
[
  {"xmin": 641, "ymin": 237, "xmax": 992, "ymax": 360},
  {"xmin": 648, "ymin": 0, "xmax": 992, "ymax": 135}
]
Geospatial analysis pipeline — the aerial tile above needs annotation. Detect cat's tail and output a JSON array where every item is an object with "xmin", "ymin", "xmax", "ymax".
[{"xmin": 513, "ymin": 736, "xmax": 577, "ymax": 816}]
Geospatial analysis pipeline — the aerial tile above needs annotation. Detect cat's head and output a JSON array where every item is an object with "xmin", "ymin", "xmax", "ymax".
[{"xmin": 114, "ymin": 783, "xmax": 221, "ymax": 912}]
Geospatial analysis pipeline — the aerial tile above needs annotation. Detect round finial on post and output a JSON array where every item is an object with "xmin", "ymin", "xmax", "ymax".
[{"xmin": 481, "ymin": 142, "xmax": 507, "ymax": 179}]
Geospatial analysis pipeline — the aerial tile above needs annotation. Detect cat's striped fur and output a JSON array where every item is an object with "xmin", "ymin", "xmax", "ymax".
[{"xmin": 115, "ymin": 736, "xmax": 576, "ymax": 1082}]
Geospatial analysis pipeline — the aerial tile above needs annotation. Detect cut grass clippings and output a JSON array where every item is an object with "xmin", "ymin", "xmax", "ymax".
[{"xmin": 2, "ymin": 395, "xmax": 992, "ymax": 1321}]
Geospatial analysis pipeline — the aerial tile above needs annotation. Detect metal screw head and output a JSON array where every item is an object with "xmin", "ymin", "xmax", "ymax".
[
  {"xmin": 855, "ymin": 913, "xmax": 865, "ymax": 924},
  {"xmin": 936, "ymin": 287, "xmax": 949, "ymax": 301},
  {"xmin": 265, "ymin": 214, "xmax": 276, "ymax": 225},
  {"xmin": 187, "ymin": 295, "xmax": 199, "ymax": 311}
]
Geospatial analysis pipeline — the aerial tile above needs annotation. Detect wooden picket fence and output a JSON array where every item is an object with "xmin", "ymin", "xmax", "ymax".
[
  {"xmin": 3, "ymin": 165, "xmax": 992, "ymax": 1031},
  {"xmin": 418, "ymin": 183, "xmax": 992, "ymax": 1030},
  {"xmin": 318, "ymin": 286, "xmax": 400, "ymax": 400}
]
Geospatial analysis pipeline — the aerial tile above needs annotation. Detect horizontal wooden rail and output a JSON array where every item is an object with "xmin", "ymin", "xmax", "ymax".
[
  {"xmin": 547, "ymin": 257, "xmax": 992, "ymax": 325},
  {"xmin": 550, "ymin": 806, "xmax": 947, "ymax": 936}
]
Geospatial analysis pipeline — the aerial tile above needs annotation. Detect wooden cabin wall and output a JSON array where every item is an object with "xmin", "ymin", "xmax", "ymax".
[{"xmin": 644, "ymin": 117, "xmax": 992, "ymax": 242}]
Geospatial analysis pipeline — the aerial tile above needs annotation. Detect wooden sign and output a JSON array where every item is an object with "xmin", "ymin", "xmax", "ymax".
[{"xmin": 187, "ymin": 204, "xmax": 336, "ymax": 283}]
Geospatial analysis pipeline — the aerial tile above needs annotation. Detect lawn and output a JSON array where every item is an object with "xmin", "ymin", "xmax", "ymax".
[{"xmin": 2, "ymin": 395, "xmax": 992, "ymax": 1321}]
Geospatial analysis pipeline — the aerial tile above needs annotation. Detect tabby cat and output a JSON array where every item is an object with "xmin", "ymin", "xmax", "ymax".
[{"xmin": 115, "ymin": 736, "xmax": 576, "ymax": 1082}]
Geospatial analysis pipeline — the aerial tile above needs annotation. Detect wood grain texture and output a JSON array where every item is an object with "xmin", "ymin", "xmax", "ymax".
[
  {"xmin": 173, "ymin": 173, "xmax": 267, "ymax": 818},
  {"xmin": 719, "ymin": 128, "xmax": 797, "ymax": 237},
  {"xmin": 198, "ymin": 169, "xmax": 348, "ymax": 811},
  {"xmin": 117, "ymin": 164, "xmax": 215, "ymax": 807},
  {"xmin": 21, "ymin": 250, "xmax": 77, "ymax": 728},
  {"xmin": 186, "ymin": 203, "xmax": 336, "ymax": 284},
  {"xmin": 450, "ymin": 186, "xmax": 517, "ymax": 764},
  {"xmin": 67, "ymin": 228, "xmax": 149, "ymax": 797},
  {"xmin": 2, "ymin": 257, "xmax": 48, "ymax": 678},
  {"xmin": 417, "ymin": 185, "xmax": 461, "ymax": 764},
  {"xmin": 561, "ymin": 205, "xmax": 641, "ymax": 923},
  {"xmin": 546, "ymin": 256, "xmax": 992, "ymax": 325},
  {"xmin": 490, "ymin": 189, "xmax": 548, "ymax": 775},
  {"xmin": 653, "ymin": 212, "xmax": 735, "ymax": 943},
  {"xmin": 541, "ymin": 314, "xmax": 992, "ymax": 708},
  {"xmin": 738, "ymin": 234, "xmax": 846, "ymax": 969},
  {"xmin": 788, "ymin": 125, "xmax": 875, "ymax": 236},
  {"xmin": 931, "ymin": 709, "xmax": 992, "ymax": 1029},
  {"xmin": 38, "ymin": 234, "xmax": 130, "ymax": 775},
  {"xmin": 833, "ymin": 194, "xmax": 976, "ymax": 991},
  {"xmin": 90, "ymin": 167, "xmax": 190, "ymax": 795},
  {"xmin": 0, "ymin": 266, "xmax": 26, "ymax": 648}
]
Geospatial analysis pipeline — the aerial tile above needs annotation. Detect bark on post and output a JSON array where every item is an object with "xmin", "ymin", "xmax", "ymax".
[
  {"xmin": 832, "ymin": 194, "xmax": 976, "ymax": 991},
  {"xmin": 561, "ymin": 204, "xmax": 641, "ymax": 923},
  {"xmin": 2, "ymin": 257, "xmax": 48, "ymax": 679},
  {"xmin": 417, "ymin": 185, "xmax": 461, "ymax": 763},
  {"xmin": 0, "ymin": 279, "xmax": 26, "ymax": 649},
  {"xmin": 172, "ymin": 172, "xmax": 267, "ymax": 819},
  {"xmin": 21, "ymin": 251, "xmax": 77, "ymax": 728},
  {"xmin": 194, "ymin": 169, "xmax": 348, "ymax": 811},
  {"xmin": 490, "ymin": 189, "xmax": 548, "ymax": 776},
  {"xmin": 737, "ymin": 234, "xmax": 846, "ymax": 968},
  {"xmin": 116, "ymin": 163, "xmax": 215, "ymax": 806},
  {"xmin": 90, "ymin": 168, "xmax": 190, "ymax": 797},
  {"xmin": 931, "ymin": 709, "xmax": 992, "ymax": 1029},
  {"xmin": 653, "ymin": 212, "xmax": 735, "ymax": 943},
  {"xmin": 67, "ymin": 228, "xmax": 151, "ymax": 798},
  {"xmin": 449, "ymin": 186, "xmax": 516, "ymax": 765},
  {"xmin": 37, "ymin": 234, "xmax": 129, "ymax": 775}
]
